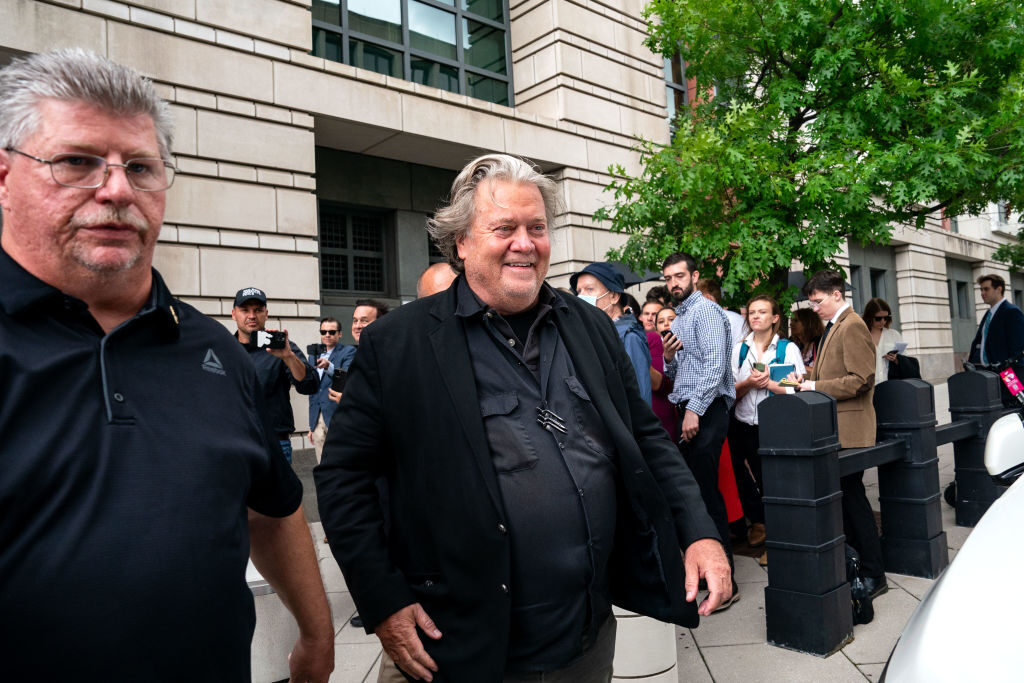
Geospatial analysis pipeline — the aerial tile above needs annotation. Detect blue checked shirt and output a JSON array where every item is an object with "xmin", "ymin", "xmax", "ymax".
[{"xmin": 663, "ymin": 289, "xmax": 736, "ymax": 415}]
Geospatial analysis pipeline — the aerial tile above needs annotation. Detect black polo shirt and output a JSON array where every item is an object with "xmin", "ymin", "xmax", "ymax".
[{"xmin": 0, "ymin": 247, "xmax": 302, "ymax": 681}]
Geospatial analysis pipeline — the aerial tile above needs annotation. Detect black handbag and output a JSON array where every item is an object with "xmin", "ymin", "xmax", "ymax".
[
  {"xmin": 846, "ymin": 544, "xmax": 875, "ymax": 625},
  {"xmin": 888, "ymin": 354, "xmax": 921, "ymax": 380}
]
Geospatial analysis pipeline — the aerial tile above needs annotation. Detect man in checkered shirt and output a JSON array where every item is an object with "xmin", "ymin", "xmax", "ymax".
[{"xmin": 661, "ymin": 251, "xmax": 739, "ymax": 612}]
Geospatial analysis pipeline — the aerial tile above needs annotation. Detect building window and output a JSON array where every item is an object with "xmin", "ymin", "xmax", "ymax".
[
  {"xmin": 311, "ymin": 0, "xmax": 512, "ymax": 106},
  {"xmin": 319, "ymin": 203, "xmax": 394, "ymax": 296},
  {"xmin": 849, "ymin": 264, "xmax": 862, "ymax": 312},
  {"xmin": 664, "ymin": 53, "xmax": 687, "ymax": 127},
  {"xmin": 954, "ymin": 281, "xmax": 971, "ymax": 319},
  {"xmin": 870, "ymin": 268, "xmax": 887, "ymax": 300},
  {"xmin": 426, "ymin": 232, "xmax": 446, "ymax": 263},
  {"xmin": 997, "ymin": 200, "xmax": 1012, "ymax": 225},
  {"xmin": 941, "ymin": 208, "xmax": 959, "ymax": 233}
]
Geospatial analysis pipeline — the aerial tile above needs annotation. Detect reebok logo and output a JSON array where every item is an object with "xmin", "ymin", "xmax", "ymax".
[{"xmin": 202, "ymin": 349, "xmax": 226, "ymax": 376}]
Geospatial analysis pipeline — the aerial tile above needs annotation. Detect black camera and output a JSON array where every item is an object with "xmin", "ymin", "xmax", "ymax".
[
  {"xmin": 254, "ymin": 330, "xmax": 287, "ymax": 350},
  {"xmin": 307, "ymin": 343, "xmax": 326, "ymax": 359},
  {"xmin": 331, "ymin": 367, "xmax": 348, "ymax": 392}
]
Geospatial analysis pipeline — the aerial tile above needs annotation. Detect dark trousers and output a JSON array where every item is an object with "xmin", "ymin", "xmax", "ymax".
[
  {"xmin": 841, "ymin": 472, "xmax": 885, "ymax": 579},
  {"xmin": 378, "ymin": 615, "xmax": 617, "ymax": 683},
  {"xmin": 677, "ymin": 397, "xmax": 733, "ymax": 568},
  {"xmin": 727, "ymin": 418, "xmax": 764, "ymax": 524}
]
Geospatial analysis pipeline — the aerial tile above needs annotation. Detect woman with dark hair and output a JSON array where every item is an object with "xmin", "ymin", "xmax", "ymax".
[
  {"xmin": 862, "ymin": 297, "xmax": 904, "ymax": 384},
  {"xmin": 647, "ymin": 307, "xmax": 677, "ymax": 441},
  {"xmin": 729, "ymin": 295, "xmax": 806, "ymax": 563},
  {"xmin": 790, "ymin": 307, "xmax": 825, "ymax": 369}
]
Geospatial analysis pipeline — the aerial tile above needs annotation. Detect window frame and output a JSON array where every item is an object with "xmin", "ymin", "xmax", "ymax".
[
  {"xmin": 311, "ymin": 0, "xmax": 513, "ymax": 106},
  {"xmin": 317, "ymin": 201, "xmax": 398, "ymax": 300},
  {"xmin": 664, "ymin": 52, "xmax": 688, "ymax": 129}
]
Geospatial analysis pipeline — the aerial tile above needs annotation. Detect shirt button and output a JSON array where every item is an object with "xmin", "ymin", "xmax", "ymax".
[
  {"xmin": 499, "ymin": 583, "xmax": 509, "ymax": 594},
  {"xmin": 486, "ymin": 312, "xmax": 493, "ymax": 319},
  {"xmin": 497, "ymin": 523, "xmax": 508, "ymax": 535},
  {"xmin": 113, "ymin": 392, "xmax": 125, "ymax": 403}
]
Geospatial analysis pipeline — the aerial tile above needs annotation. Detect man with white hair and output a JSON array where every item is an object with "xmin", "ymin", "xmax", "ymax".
[
  {"xmin": 317, "ymin": 153, "xmax": 729, "ymax": 682},
  {"xmin": 0, "ymin": 49, "xmax": 333, "ymax": 681}
]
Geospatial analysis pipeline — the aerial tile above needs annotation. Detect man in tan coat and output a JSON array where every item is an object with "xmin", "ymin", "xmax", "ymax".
[{"xmin": 796, "ymin": 270, "xmax": 886, "ymax": 598}]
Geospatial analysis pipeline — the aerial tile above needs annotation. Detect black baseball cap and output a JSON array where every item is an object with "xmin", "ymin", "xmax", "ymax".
[{"xmin": 233, "ymin": 287, "xmax": 268, "ymax": 307}]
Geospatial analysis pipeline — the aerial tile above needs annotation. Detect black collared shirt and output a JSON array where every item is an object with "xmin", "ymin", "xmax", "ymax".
[
  {"xmin": 0, "ymin": 247, "xmax": 302, "ymax": 681},
  {"xmin": 456, "ymin": 279, "xmax": 619, "ymax": 673}
]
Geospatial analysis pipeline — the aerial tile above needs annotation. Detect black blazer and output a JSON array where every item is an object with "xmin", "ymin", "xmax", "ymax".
[
  {"xmin": 314, "ymin": 279, "xmax": 718, "ymax": 682},
  {"xmin": 969, "ymin": 300, "xmax": 1024, "ymax": 365}
]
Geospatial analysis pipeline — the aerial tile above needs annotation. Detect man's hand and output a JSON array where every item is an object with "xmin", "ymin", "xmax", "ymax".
[
  {"xmin": 316, "ymin": 357, "xmax": 331, "ymax": 369},
  {"xmin": 327, "ymin": 388, "xmax": 342, "ymax": 404},
  {"xmin": 683, "ymin": 538, "xmax": 732, "ymax": 616},
  {"xmin": 248, "ymin": 507, "xmax": 334, "ymax": 683},
  {"xmin": 680, "ymin": 409, "xmax": 700, "ymax": 442},
  {"xmin": 287, "ymin": 631, "xmax": 334, "ymax": 683},
  {"xmin": 663, "ymin": 332, "xmax": 682, "ymax": 363},
  {"xmin": 787, "ymin": 371, "xmax": 812, "ymax": 392},
  {"xmin": 883, "ymin": 352, "xmax": 897, "ymax": 363},
  {"xmin": 266, "ymin": 329, "xmax": 308, "ymax": 381},
  {"xmin": 375, "ymin": 604, "xmax": 442, "ymax": 682},
  {"xmin": 267, "ymin": 329, "xmax": 295, "ymax": 360}
]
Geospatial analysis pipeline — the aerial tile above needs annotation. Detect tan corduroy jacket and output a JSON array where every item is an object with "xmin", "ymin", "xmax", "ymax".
[{"xmin": 808, "ymin": 305, "xmax": 877, "ymax": 448}]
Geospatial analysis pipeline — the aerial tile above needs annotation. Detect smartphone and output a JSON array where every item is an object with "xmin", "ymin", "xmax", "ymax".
[
  {"xmin": 660, "ymin": 329, "xmax": 671, "ymax": 338},
  {"xmin": 753, "ymin": 362, "xmax": 766, "ymax": 372},
  {"xmin": 331, "ymin": 368, "xmax": 348, "ymax": 392}
]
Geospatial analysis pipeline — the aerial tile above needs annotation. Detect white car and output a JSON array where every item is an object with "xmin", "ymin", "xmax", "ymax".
[{"xmin": 881, "ymin": 404, "xmax": 1024, "ymax": 682}]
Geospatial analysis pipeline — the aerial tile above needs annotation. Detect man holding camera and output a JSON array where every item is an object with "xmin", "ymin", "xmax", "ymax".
[
  {"xmin": 232, "ymin": 287, "xmax": 318, "ymax": 463},
  {"xmin": 308, "ymin": 316, "xmax": 356, "ymax": 462}
]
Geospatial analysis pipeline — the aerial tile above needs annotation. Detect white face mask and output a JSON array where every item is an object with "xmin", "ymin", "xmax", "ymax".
[{"xmin": 579, "ymin": 290, "xmax": 611, "ymax": 309}]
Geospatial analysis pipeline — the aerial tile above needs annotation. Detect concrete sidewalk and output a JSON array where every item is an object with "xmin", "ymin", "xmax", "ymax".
[{"xmin": 305, "ymin": 384, "xmax": 965, "ymax": 682}]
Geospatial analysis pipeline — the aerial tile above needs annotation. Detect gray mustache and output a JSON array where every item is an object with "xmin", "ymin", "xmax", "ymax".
[{"xmin": 70, "ymin": 208, "xmax": 149, "ymax": 233}]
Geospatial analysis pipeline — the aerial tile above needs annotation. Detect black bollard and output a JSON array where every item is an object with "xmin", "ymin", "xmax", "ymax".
[
  {"xmin": 947, "ymin": 370, "xmax": 1006, "ymax": 526},
  {"xmin": 759, "ymin": 391, "xmax": 852, "ymax": 656},
  {"xmin": 874, "ymin": 379, "xmax": 948, "ymax": 578}
]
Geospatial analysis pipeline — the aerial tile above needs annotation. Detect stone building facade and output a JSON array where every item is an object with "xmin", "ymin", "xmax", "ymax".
[{"xmin": 2, "ymin": 0, "xmax": 1020, "ymax": 441}]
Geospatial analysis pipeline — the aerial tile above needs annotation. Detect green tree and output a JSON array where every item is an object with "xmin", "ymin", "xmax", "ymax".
[{"xmin": 595, "ymin": 0, "xmax": 1024, "ymax": 307}]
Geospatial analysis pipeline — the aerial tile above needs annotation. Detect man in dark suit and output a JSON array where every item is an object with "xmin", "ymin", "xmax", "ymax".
[
  {"xmin": 307, "ymin": 316, "xmax": 356, "ymax": 462},
  {"xmin": 968, "ymin": 273, "xmax": 1024, "ymax": 365},
  {"xmin": 315, "ymin": 154, "xmax": 730, "ymax": 683}
]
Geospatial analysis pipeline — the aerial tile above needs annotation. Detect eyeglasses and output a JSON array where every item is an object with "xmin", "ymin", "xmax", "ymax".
[
  {"xmin": 319, "ymin": 329, "xmax": 338, "ymax": 335},
  {"xmin": 874, "ymin": 315, "xmax": 892, "ymax": 322},
  {"xmin": 808, "ymin": 298, "xmax": 826, "ymax": 309},
  {"xmin": 5, "ymin": 148, "xmax": 176, "ymax": 191}
]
